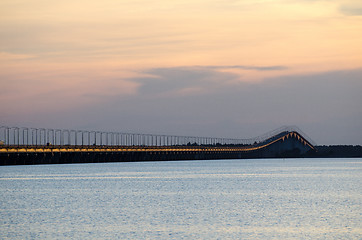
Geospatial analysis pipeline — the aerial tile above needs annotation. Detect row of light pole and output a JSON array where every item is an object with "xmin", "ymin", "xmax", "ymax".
[{"xmin": 0, "ymin": 126, "xmax": 256, "ymax": 147}]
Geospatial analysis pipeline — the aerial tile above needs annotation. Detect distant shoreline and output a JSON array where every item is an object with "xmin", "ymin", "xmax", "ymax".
[{"xmin": 306, "ymin": 145, "xmax": 362, "ymax": 158}]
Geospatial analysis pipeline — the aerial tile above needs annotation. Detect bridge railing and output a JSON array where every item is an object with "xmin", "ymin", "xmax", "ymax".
[
  {"xmin": 289, "ymin": 126, "xmax": 317, "ymax": 146},
  {"xmin": 251, "ymin": 126, "xmax": 316, "ymax": 146},
  {"xmin": 0, "ymin": 125, "xmax": 315, "ymax": 147}
]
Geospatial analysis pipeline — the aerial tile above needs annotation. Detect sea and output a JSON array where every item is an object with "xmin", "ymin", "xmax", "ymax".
[{"xmin": 0, "ymin": 158, "xmax": 361, "ymax": 239}]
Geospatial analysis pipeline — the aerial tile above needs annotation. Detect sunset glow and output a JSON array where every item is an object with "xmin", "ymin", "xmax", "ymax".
[{"xmin": 1, "ymin": 0, "xmax": 362, "ymax": 144}]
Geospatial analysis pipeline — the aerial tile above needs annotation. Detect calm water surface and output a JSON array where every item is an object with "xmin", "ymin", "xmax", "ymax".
[{"xmin": 0, "ymin": 158, "xmax": 361, "ymax": 239}]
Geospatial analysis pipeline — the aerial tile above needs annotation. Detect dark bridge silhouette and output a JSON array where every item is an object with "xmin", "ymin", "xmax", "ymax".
[{"xmin": 0, "ymin": 126, "xmax": 316, "ymax": 165}]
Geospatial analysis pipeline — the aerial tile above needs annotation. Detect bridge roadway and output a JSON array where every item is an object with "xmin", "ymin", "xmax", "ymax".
[
  {"xmin": 0, "ymin": 131, "xmax": 314, "ymax": 153},
  {"xmin": 0, "ymin": 130, "xmax": 315, "ymax": 165}
]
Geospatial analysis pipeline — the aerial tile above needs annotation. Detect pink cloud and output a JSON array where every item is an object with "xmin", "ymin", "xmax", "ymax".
[{"xmin": 0, "ymin": 61, "xmax": 140, "ymax": 118}]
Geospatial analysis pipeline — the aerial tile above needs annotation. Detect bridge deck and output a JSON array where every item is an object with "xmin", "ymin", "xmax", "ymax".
[{"xmin": 0, "ymin": 131, "xmax": 314, "ymax": 153}]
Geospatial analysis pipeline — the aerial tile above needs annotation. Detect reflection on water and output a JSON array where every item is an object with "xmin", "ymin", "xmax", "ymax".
[{"xmin": 1, "ymin": 158, "xmax": 361, "ymax": 239}]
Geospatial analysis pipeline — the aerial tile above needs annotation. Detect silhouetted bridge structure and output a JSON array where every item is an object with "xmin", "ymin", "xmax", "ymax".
[{"xmin": 0, "ymin": 126, "xmax": 316, "ymax": 165}]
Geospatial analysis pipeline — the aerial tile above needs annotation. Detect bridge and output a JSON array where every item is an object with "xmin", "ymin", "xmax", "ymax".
[{"xmin": 0, "ymin": 126, "xmax": 316, "ymax": 165}]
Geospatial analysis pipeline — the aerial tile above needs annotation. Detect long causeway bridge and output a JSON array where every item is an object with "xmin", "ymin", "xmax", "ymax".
[{"xmin": 0, "ymin": 126, "xmax": 316, "ymax": 165}]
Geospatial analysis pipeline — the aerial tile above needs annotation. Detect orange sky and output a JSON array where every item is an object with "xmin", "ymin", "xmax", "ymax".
[
  {"xmin": 1, "ymin": 0, "xmax": 361, "ymax": 71},
  {"xmin": 1, "ymin": 0, "xmax": 362, "ymax": 144}
]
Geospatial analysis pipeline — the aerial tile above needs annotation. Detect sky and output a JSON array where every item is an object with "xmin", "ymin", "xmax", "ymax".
[{"xmin": 1, "ymin": 0, "xmax": 362, "ymax": 145}]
